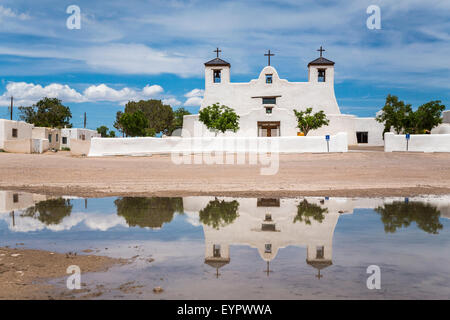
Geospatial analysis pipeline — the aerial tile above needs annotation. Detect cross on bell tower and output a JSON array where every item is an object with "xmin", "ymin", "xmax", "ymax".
[
  {"xmin": 316, "ymin": 269, "xmax": 323, "ymax": 279},
  {"xmin": 317, "ymin": 46, "xmax": 325, "ymax": 57},
  {"xmin": 264, "ymin": 50, "xmax": 275, "ymax": 66},
  {"xmin": 214, "ymin": 47, "xmax": 222, "ymax": 58}
]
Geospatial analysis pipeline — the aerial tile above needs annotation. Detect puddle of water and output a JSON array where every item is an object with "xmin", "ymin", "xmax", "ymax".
[{"xmin": 1, "ymin": 190, "xmax": 450, "ymax": 299}]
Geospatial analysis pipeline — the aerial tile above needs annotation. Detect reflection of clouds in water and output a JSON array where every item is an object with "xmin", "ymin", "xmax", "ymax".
[
  {"xmin": 184, "ymin": 211, "xmax": 201, "ymax": 227},
  {"xmin": 0, "ymin": 211, "xmax": 127, "ymax": 232}
]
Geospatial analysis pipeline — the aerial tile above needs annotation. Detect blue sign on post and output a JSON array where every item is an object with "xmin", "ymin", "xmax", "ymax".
[
  {"xmin": 325, "ymin": 135, "xmax": 330, "ymax": 141},
  {"xmin": 406, "ymin": 133, "xmax": 410, "ymax": 151},
  {"xmin": 325, "ymin": 135, "xmax": 330, "ymax": 152},
  {"xmin": 406, "ymin": 133, "xmax": 410, "ymax": 140}
]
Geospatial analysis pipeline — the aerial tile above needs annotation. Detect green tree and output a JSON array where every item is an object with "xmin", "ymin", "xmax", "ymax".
[
  {"xmin": 293, "ymin": 107, "xmax": 329, "ymax": 136},
  {"xmin": 293, "ymin": 199, "xmax": 328, "ymax": 225},
  {"xmin": 118, "ymin": 110, "xmax": 152, "ymax": 137},
  {"xmin": 377, "ymin": 95, "xmax": 446, "ymax": 134},
  {"xmin": 96, "ymin": 125, "xmax": 116, "ymax": 137},
  {"xmin": 18, "ymin": 97, "xmax": 72, "ymax": 128},
  {"xmin": 414, "ymin": 100, "xmax": 446, "ymax": 133},
  {"xmin": 114, "ymin": 111, "xmax": 125, "ymax": 137},
  {"xmin": 198, "ymin": 103, "xmax": 240, "ymax": 136},
  {"xmin": 374, "ymin": 200, "xmax": 443, "ymax": 234},
  {"xmin": 376, "ymin": 94, "xmax": 413, "ymax": 134},
  {"xmin": 115, "ymin": 197, "xmax": 183, "ymax": 228},
  {"xmin": 171, "ymin": 107, "xmax": 191, "ymax": 134},
  {"xmin": 124, "ymin": 99, "xmax": 174, "ymax": 135},
  {"xmin": 199, "ymin": 198, "xmax": 239, "ymax": 229},
  {"xmin": 22, "ymin": 198, "xmax": 72, "ymax": 225}
]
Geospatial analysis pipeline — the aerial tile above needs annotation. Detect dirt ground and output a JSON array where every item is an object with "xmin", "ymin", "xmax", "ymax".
[
  {"xmin": 0, "ymin": 247, "xmax": 124, "ymax": 299},
  {"xmin": 1, "ymin": 150, "xmax": 450, "ymax": 197}
]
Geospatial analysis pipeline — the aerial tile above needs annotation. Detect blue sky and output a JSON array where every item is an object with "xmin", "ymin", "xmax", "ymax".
[{"xmin": 0, "ymin": 0, "xmax": 449, "ymax": 131}]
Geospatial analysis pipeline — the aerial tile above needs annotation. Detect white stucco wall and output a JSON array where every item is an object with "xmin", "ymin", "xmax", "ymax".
[
  {"xmin": 384, "ymin": 132, "xmax": 450, "ymax": 152},
  {"xmin": 183, "ymin": 112, "xmax": 384, "ymax": 146},
  {"xmin": 431, "ymin": 123, "xmax": 450, "ymax": 134},
  {"xmin": 0, "ymin": 119, "xmax": 33, "ymax": 151},
  {"xmin": 183, "ymin": 63, "xmax": 386, "ymax": 146},
  {"xmin": 61, "ymin": 128, "xmax": 100, "ymax": 149},
  {"xmin": 430, "ymin": 111, "xmax": 450, "ymax": 134},
  {"xmin": 443, "ymin": 110, "xmax": 450, "ymax": 124},
  {"xmin": 353, "ymin": 117, "xmax": 385, "ymax": 146},
  {"xmin": 32, "ymin": 127, "xmax": 61, "ymax": 150},
  {"xmin": 88, "ymin": 133, "xmax": 348, "ymax": 157},
  {"xmin": 203, "ymin": 65, "xmax": 340, "ymax": 116},
  {"xmin": 70, "ymin": 139, "xmax": 91, "ymax": 155}
]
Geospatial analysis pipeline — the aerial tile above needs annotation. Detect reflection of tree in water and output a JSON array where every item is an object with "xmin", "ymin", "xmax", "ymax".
[
  {"xmin": 293, "ymin": 200, "xmax": 328, "ymax": 225},
  {"xmin": 115, "ymin": 197, "xmax": 183, "ymax": 228},
  {"xmin": 199, "ymin": 198, "xmax": 239, "ymax": 229},
  {"xmin": 22, "ymin": 198, "xmax": 72, "ymax": 225},
  {"xmin": 375, "ymin": 201, "xmax": 443, "ymax": 234}
]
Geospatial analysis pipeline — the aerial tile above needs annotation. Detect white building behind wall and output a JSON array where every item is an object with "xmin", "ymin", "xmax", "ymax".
[
  {"xmin": 431, "ymin": 110, "xmax": 450, "ymax": 134},
  {"xmin": 0, "ymin": 119, "xmax": 34, "ymax": 153},
  {"xmin": 61, "ymin": 128, "xmax": 100, "ymax": 149},
  {"xmin": 182, "ymin": 49, "xmax": 385, "ymax": 146},
  {"xmin": 0, "ymin": 118, "xmax": 100, "ymax": 153}
]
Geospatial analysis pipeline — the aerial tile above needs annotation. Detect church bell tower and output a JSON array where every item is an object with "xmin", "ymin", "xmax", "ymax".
[
  {"xmin": 308, "ymin": 46, "xmax": 335, "ymax": 85},
  {"xmin": 204, "ymin": 47, "xmax": 231, "ymax": 89}
]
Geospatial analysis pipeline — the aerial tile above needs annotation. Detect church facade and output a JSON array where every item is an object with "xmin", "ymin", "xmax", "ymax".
[{"xmin": 182, "ymin": 48, "xmax": 385, "ymax": 146}]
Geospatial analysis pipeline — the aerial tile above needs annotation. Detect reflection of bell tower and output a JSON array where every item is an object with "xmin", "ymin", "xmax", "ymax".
[
  {"xmin": 306, "ymin": 244, "xmax": 332, "ymax": 279},
  {"xmin": 204, "ymin": 243, "xmax": 230, "ymax": 278},
  {"xmin": 10, "ymin": 210, "xmax": 15, "ymax": 227}
]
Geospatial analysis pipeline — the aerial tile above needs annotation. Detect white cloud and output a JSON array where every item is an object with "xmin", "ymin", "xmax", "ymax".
[
  {"xmin": 162, "ymin": 97, "xmax": 182, "ymax": 106},
  {"xmin": 0, "ymin": 5, "xmax": 29, "ymax": 21},
  {"xmin": 0, "ymin": 82, "xmax": 85, "ymax": 106},
  {"xmin": 0, "ymin": 82, "xmax": 172, "ymax": 106},
  {"xmin": 0, "ymin": 0, "xmax": 449, "ymax": 94},
  {"xmin": 83, "ymin": 84, "xmax": 137, "ymax": 102},
  {"xmin": 142, "ymin": 84, "xmax": 164, "ymax": 96},
  {"xmin": 184, "ymin": 96, "xmax": 203, "ymax": 107},
  {"xmin": 0, "ymin": 211, "xmax": 127, "ymax": 232},
  {"xmin": 82, "ymin": 44, "xmax": 203, "ymax": 76},
  {"xmin": 184, "ymin": 88, "xmax": 204, "ymax": 98},
  {"xmin": 183, "ymin": 88, "xmax": 204, "ymax": 107}
]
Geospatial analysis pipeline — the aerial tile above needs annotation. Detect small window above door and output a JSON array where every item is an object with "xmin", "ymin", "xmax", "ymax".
[
  {"xmin": 265, "ymin": 74, "xmax": 273, "ymax": 84},
  {"xmin": 262, "ymin": 97, "xmax": 276, "ymax": 104}
]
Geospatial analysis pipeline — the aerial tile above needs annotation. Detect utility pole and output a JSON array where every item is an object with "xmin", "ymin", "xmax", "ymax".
[
  {"xmin": 10, "ymin": 96, "xmax": 13, "ymax": 120},
  {"xmin": 84, "ymin": 112, "xmax": 87, "ymax": 128}
]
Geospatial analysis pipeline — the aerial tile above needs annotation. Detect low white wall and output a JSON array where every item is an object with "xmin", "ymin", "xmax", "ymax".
[
  {"xmin": 31, "ymin": 138, "xmax": 49, "ymax": 153},
  {"xmin": 3, "ymin": 139, "xmax": 31, "ymax": 153},
  {"xmin": 88, "ymin": 133, "xmax": 348, "ymax": 157},
  {"xmin": 385, "ymin": 132, "xmax": 450, "ymax": 152},
  {"xmin": 70, "ymin": 140, "xmax": 91, "ymax": 156}
]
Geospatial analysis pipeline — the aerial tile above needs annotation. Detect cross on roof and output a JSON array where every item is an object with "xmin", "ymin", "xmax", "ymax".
[
  {"xmin": 264, "ymin": 50, "xmax": 275, "ymax": 66},
  {"xmin": 214, "ymin": 47, "xmax": 222, "ymax": 58},
  {"xmin": 317, "ymin": 46, "xmax": 325, "ymax": 57},
  {"xmin": 316, "ymin": 269, "xmax": 323, "ymax": 279}
]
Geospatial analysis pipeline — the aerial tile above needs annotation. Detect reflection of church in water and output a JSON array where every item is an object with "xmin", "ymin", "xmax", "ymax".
[
  {"xmin": 184, "ymin": 197, "xmax": 354, "ymax": 279},
  {"xmin": 1, "ymin": 190, "xmax": 449, "ymax": 277}
]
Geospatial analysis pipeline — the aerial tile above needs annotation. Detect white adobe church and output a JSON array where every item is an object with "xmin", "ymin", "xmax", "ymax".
[{"xmin": 182, "ymin": 47, "xmax": 385, "ymax": 146}]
